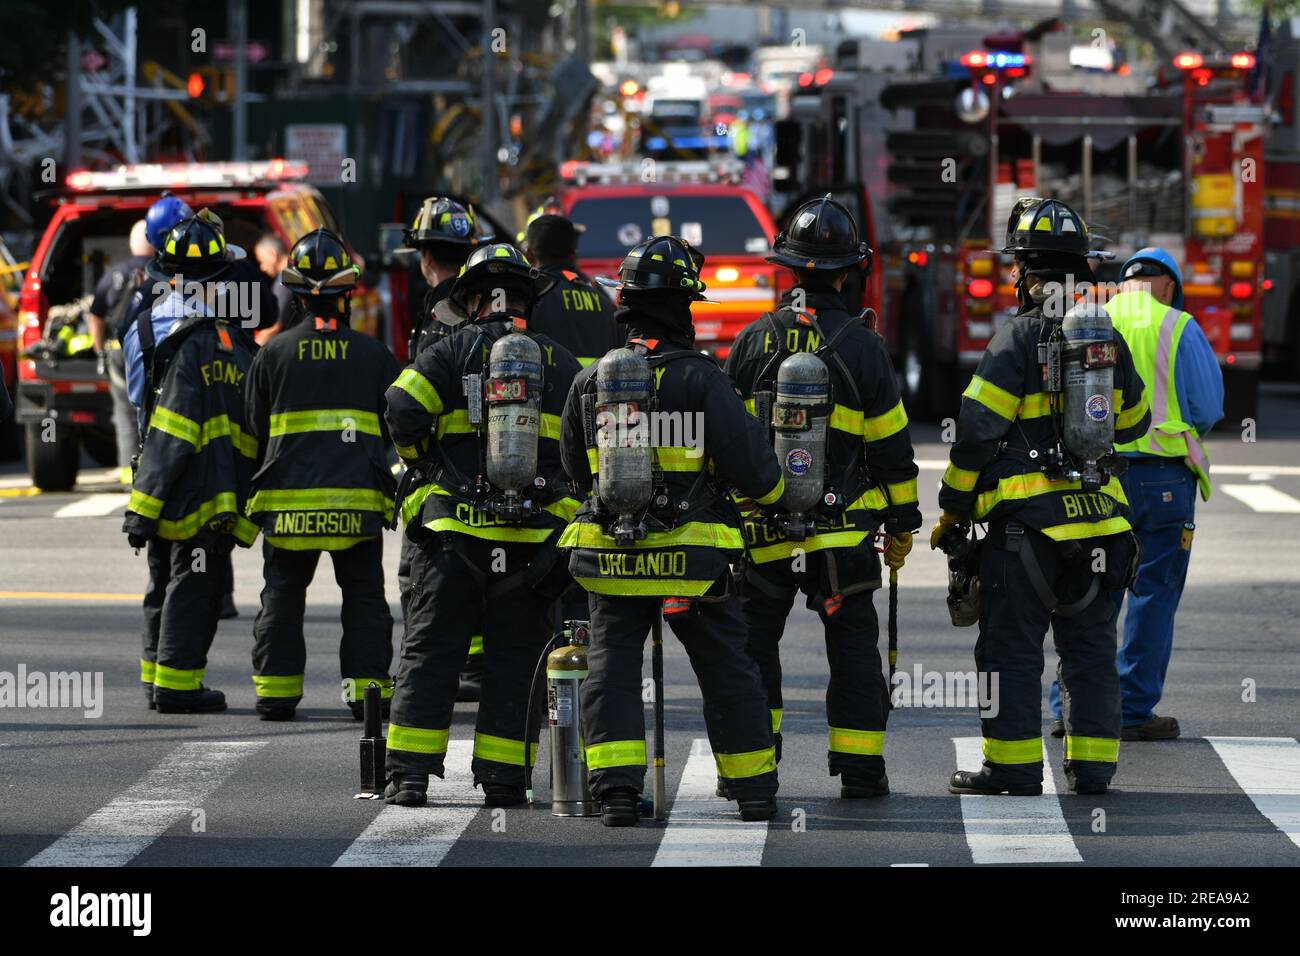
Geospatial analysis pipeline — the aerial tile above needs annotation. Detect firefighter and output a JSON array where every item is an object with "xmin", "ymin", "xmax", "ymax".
[
  {"xmin": 384, "ymin": 243, "xmax": 581, "ymax": 807},
  {"xmin": 395, "ymin": 196, "xmax": 490, "ymax": 700},
  {"xmin": 521, "ymin": 210, "xmax": 623, "ymax": 368},
  {"xmin": 934, "ymin": 198, "xmax": 1152, "ymax": 796},
  {"xmin": 724, "ymin": 196, "xmax": 921, "ymax": 797},
  {"xmin": 242, "ymin": 229, "xmax": 402, "ymax": 721},
  {"xmin": 121, "ymin": 211, "xmax": 260, "ymax": 713},
  {"xmin": 558, "ymin": 235, "xmax": 785, "ymax": 826}
]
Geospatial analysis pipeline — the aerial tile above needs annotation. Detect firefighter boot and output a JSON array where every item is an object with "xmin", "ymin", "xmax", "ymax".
[
  {"xmin": 949, "ymin": 769, "xmax": 1042, "ymax": 796},
  {"xmin": 154, "ymin": 686, "xmax": 227, "ymax": 714},
  {"xmin": 143, "ymin": 684, "xmax": 156, "ymax": 710},
  {"xmin": 737, "ymin": 796, "xmax": 778, "ymax": 822},
  {"xmin": 841, "ymin": 774, "xmax": 890, "ymax": 798},
  {"xmin": 256, "ymin": 699, "xmax": 297, "ymax": 722},
  {"xmin": 482, "ymin": 784, "xmax": 526, "ymax": 807},
  {"xmin": 385, "ymin": 773, "xmax": 429, "ymax": 807},
  {"xmin": 600, "ymin": 787, "xmax": 640, "ymax": 827}
]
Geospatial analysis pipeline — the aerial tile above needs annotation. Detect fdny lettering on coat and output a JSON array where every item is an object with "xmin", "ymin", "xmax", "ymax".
[
  {"xmin": 200, "ymin": 360, "xmax": 245, "ymax": 387},
  {"xmin": 561, "ymin": 287, "xmax": 606, "ymax": 313},
  {"xmin": 297, "ymin": 338, "xmax": 351, "ymax": 362}
]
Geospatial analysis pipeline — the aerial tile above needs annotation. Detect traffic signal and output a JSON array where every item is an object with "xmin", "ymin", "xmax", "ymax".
[{"xmin": 186, "ymin": 66, "xmax": 234, "ymax": 105}]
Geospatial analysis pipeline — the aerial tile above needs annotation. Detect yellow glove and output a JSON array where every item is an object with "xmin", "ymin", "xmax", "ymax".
[
  {"xmin": 929, "ymin": 511, "xmax": 969, "ymax": 551},
  {"xmin": 883, "ymin": 531, "xmax": 913, "ymax": 570}
]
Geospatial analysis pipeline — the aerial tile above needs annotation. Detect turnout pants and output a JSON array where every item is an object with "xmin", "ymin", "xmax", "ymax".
[
  {"xmin": 976, "ymin": 521, "xmax": 1123, "ymax": 790},
  {"xmin": 387, "ymin": 535, "xmax": 554, "ymax": 787},
  {"xmin": 741, "ymin": 543, "xmax": 888, "ymax": 779},
  {"xmin": 140, "ymin": 531, "xmax": 227, "ymax": 692},
  {"xmin": 251, "ymin": 537, "xmax": 394, "ymax": 707},
  {"xmin": 401, "ymin": 530, "xmax": 484, "ymax": 677},
  {"xmin": 582, "ymin": 591, "xmax": 778, "ymax": 801}
]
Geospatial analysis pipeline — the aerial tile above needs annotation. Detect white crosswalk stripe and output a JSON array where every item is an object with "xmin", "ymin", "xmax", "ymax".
[
  {"xmin": 53, "ymin": 493, "xmax": 131, "ymax": 519},
  {"xmin": 333, "ymin": 740, "xmax": 478, "ymax": 867},
  {"xmin": 652, "ymin": 738, "xmax": 768, "ymax": 867},
  {"xmin": 1220, "ymin": 484, "xmax": 1300, "ymax": 514},
  {"xmin": 952, "ymin": 736, "xmax": 1082, "ymax": 865},
  {"xmin": 1206, "ymin": 736, "xmax": 1300, "ymax": 851},
  {"xmin": 24, "ymin": 741, "xmax": 266, "ymax": 867}
]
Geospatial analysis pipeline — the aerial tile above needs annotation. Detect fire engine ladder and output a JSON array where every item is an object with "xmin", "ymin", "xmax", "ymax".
[{"xmin": 1090, "ymin": 0, "xmax": 1231, "ymax": 61}]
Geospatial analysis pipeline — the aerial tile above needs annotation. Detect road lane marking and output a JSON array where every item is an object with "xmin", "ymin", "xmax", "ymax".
[
  {"xmin": 53, "ymin": 493, "xmax": 130, "ymax": 518},
  {"xmin": 1206, "ymin": 736, "xmax": 1300, "ymax": 851},
  {"xmin": 952, "ymin": 736, "xmax": 1082, "ymax": 865},
  {"xmin": 1220, "ymin": 484, "xmax": 1300, "ymax": 514},
  {"xmin": 652, "ymin": 738, "xmax": 768, "ymax": 867},
  {"xmin": 333, "ymin": 740, "xmax": 477, "ymax": 867},
  {"xmin": 0, "ymin": 591, "xmax": 143, "ymax": 601},
  {"xmin": 24, "ymin": 741, "xmax": 266, "ymax": 867}
]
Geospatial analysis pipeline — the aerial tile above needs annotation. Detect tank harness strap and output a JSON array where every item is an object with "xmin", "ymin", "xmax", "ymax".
[{"xmin": 1003, "ymin": 522, "xmax": 1099, "ymax": 617}]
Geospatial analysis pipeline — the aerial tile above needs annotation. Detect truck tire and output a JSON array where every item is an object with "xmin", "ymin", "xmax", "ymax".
[
  {"xmin": 25, "ymin": 421, "xmax": 80, "ymax": 491},
  {"xmin": 0, "ymin": 414, "xmax": 20, "ymax": 461},
  {"xmin": 1220, "ymin": 366, "xmax": 1260, "ymax": 430}
]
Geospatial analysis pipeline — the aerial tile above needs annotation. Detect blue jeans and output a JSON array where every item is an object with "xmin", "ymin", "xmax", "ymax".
[{"xmin": 1050, "ymin": 458, "xmax": 1196, "ymax": 725}]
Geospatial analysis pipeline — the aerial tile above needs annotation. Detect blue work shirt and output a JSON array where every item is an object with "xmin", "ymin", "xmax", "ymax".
[
  {"xmin": 1172, "ymin": 318, "xmax": 1224, "ymax": 436},
  {"xmin": 123, "ymin": 287, "xmax": 212, "ymax": 427}
]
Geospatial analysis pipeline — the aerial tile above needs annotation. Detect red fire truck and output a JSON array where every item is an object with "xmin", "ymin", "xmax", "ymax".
[{"xmin": 777, "ymin": 34, "xmax": 1266, "ymax": 422}]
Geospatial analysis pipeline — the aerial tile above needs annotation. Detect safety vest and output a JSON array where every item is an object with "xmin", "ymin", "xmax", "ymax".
[{"xmin": 1106, "ymin": 289, "xmax": 1212, "ymax": 501}]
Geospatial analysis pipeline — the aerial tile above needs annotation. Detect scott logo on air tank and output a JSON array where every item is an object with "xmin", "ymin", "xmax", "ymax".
[{"xmin": 785, "ymin": 448, "xmax": 812, "ymax": 476}]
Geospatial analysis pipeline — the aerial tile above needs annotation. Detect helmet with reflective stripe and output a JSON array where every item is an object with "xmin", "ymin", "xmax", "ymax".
[
  {"xmin": 1120, "ymin": 246, "xmax": 1183, "ymax": 310},
  {"xmin": 280, "ymin": 228, "xmax": 359, "ymax": 295},
  {"xmin": 146, "ymin": 208, "xmax": 245, "ymax": 282},
  {"xmin": 145, "ymin": 193, "xmax": 194, "ymax": 250},
  {"xmin": 448, "ymin": 242, "xmax": 556, "ymax": 315},
  {"xmin": 402, "ymin": 196, "xmax": 489, "ymax": 250},
  {"xmin": 596, "ymin": 235, "xmax": 709, "ymax": 300},
  {"xmin": 1001, "ymin": 198, "xmax": 1093, "ymax": 258},
  {"xmin": 767, "ymin": 194, "xmax": 871, "ymax": 271}
]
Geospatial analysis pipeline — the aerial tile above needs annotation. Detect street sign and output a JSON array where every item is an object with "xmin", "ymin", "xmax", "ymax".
[{"xmin": 285, "ymin": 124, "xmax": 347, "ymax": 186}]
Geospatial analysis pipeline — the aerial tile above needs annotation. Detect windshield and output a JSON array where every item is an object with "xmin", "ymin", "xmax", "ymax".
[
  {"xmin": 651, "ymin": 99, "xmax": 703, "ymax": 121},
  {"xmin": 568, "ymin": 193, "xmax": 771, "ymax": 259}
]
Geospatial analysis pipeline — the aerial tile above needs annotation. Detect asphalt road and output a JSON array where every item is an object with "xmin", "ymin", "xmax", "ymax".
[{"xmin": 1, "ymin": 386, "xmax": 1298, "ymax": 868}]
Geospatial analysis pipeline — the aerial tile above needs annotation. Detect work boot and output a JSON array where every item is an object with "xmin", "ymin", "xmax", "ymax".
[
  {"xmin": 348, "ymin": 698, "xmax": 392, "ymax": 722},
  {"xmin": 1050, "ymin": 719, "xmax": 1065, "ymax": 738},
  {"xmin": 1071, "ymin": 779, "xmax": 1109, "ymax": 796},
  {"xmin": 154, "ymin": 685, "xmax": 227, "ymax": 714},
  {"xmin": 482, "ymin": 783, "xmax": 526, "ymax": 807},
  {"xmin": 220, "ymin": 594, "xmax": 238, "ymax": 620},
  {"xmin": 456, "ymin": 660, "xmax": 483, "ymax": 703},
  {"xmin": 600, "ymin": 787, "xmax": 640, "ymax": 827},
  {"xmin": 841, "ymin": 774, "xmax": 890, "ymax": 798},
  {"xmin": 948, "ymin": 769, "xmax": 1042, "ymax": 796},
  {"xmin": 384, "ymin": 773, "xmax": 429, "ymax": 807},
  {"xmin": 737, "ymin": 796, "xmax": 778, "ymax": 822},
  {"xmin": 715, "ymin": 778, "xmax": 730, "ymax": 799},
  {"xmin": 1122, "ymin": 716, "xmax": 1180, "ymax": 741},
  {"xmin": 256, "ymin": 699, "xmax": 297, "ymax": 722},
  {"xmin": 143, "ymin": 684, "xmax": 156, "ymax": 710}
]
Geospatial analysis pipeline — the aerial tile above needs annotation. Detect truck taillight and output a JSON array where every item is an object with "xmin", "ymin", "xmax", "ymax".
[
  {"xmin": 1231, "ymin": 53, "xmax": 1256, "ymax": 70},
  {"xmin": 1229, "ymin": 281, "xmax": 1253, "ymax": 300},
  {"xmin": 1174, "ymin": 52, "xmax": 1203, "ymax": 70},
  {"xmin": 967, "ymin": 278, "xmax": 993, "ymax": 298}
]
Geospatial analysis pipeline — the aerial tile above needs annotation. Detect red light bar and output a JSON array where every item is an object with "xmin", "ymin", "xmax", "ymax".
[
  {"xmin": 66, "ymin": 170, "xmax": 94, "ymax": 191},
  {"xmin": 1229, "ymin": 281, "xmax": 1253, "ymax": 300},
  {"xmin": 1174, "ymin": 52, "xmax": 1203, "ymax": 70},
  {"xmin": 968, "ymin": 278, "xmax": 993, "ymax": 298},
  {"xmin": 1231, "ymin": 53, "xmax": 1256, "ymax": 70},
  {"xmin": 813, "ymin": 67, "xmax": 834, "ymax": 86},
  {"xmin": 960, "ymin": 50, "xmax": 987, "ymax": 68}
]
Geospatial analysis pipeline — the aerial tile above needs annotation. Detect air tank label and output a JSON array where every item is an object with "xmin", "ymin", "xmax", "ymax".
[
  {"xmin": 785, "ymin": 448, "xmax": 813, "ymax": 476},
  {"xmin": 549, "ymin": 683, "xmax": 574, "ymax": 727},
  {"xmin": 1085, "ymin": 394, "xmax": 1110, "ymax": 422}
]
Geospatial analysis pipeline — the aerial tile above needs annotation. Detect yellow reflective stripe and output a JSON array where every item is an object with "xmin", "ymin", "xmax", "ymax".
[
  {"xmin": 539, "ymin": 413, "xmax": 562, "ymax": 441},
  {"xmin": 341, "ymin": 677, "xmax": 394, "ymax": 702},
  {"xmin": 577, "ymin": 356, "xmax": 598, "ymax": 367},
  {"xmin": 862, "ymin": 400, "xmax": 908, "ymax": 442},
  {"xmin": 264, "ymin": 535, "xmax": 371, "ymax": 551},
  {"xmin": 1019, "ymin": 392, "xmax": 1055, "ymax": 419},
  {"xmin": 656, "ymin": 446, "xmax": 707, "ymax": 472},
  {"xmin": 129, "ymin": 489, "xmax": 164, "ymax": 519},
  {"xmin": 573, "ymin": 576, "xmax": 719, "ymax": 597},
  {"xmin": 149, "ymin": 406, "xmax": 200, "ymax": 446},
  {"xmin": 850, "ymin": 485, "xmax": 889, "ymax": 511},
  {"xmin": 943, "ymin": 462, "xmax": 980, "ymax": 493},
  {"xmin": 198, "ymin": 415, "xmax": 257, "ymax": 458},
  {"xmin": 756, "ymin": 476, "xmax": 785, "ymax": 507},
  {"xmin": 269, "ymin": 409, "xmax": 381, "ymax": 438},
  {"xmin": 975, "ymin": 473, "xmax": 1129, "ymax": 518},
  {"xmin": 544, "ymin": 496, "xmax": 581, "ymax": 523},
  {"xmin": 1040, "ymin": 515, "xmax": 1132, "ymax": 541},
  {"xmin": 388, "ymin": 724, "xmax": 450, "ymax": 755},
  {"xmin": 153, "ymin": 664, "xmax": 204, "ymax": 691},
  {"xmin": 714, "ymin": 746, "xmax": 777, "ymax": 779},
  {"xmin": 964, "ymin": 375, "xmax": 1021, "ymax": 421},
  {"xmin": 468, "ymin": 635, "xmax": 484, "ymax": 656},
  {"xmin": 829, "ymin": 403, "xmax": 863, "ymax": 436},
  {"xmin": 157, "ymin": 491, "xmax": 243, "ymax": 540},
  {"xmin": 1116, "ymin": 392, "xmax": 1149, "ymax": 431},
  {"xmin": 982, "ymin": 736, "xmax": 1043, "ymax": 765},
  {"xmin": 770, "ymin": 709, "xmax": 783, "ymax": 733},
  {"xmin": 474, "ymin": 732, "xmax": 538, "ymax": 767},
  {"xmin": 560, "ymin": 520, "xmax": 744, "ymax": 551},
  {"xmin": 395, "ymin": 442, "xmax": 421, "ymax": 460},
  {"xmin": 247, "ymin": 487, "xmax": 394, "ymax": 514},
  {"xmin": 394, "ymin": 369, "xmax": 442, "ymax": 414},
  {"xmin": 426, "ymin": 517, "xmax": 558, "ymax": 543},
  {"xmin": 886, "ymin": 478, "xmax": 918, "ymax": 505},
  {"xmin": 828, "ymin": 727, "xmax": 885, "ymax": 755},
  {"xmin": 743, "ymin": 397, "xmax": 758, "ymax": 417},
  {"xmin": 139, "ymin": 659, "xmax": 156, "ymax": 683},
  {"xmin": 435, "ymin": 409, "xmax": 474, "ymax": 439},
  {"xmin": 586, "ymin": 447, "xmax": 599, "ymax": 475},
  {"xmin": 251, "ymin": 674, "xmax": 304, "ymax": 698},
  {"xmin": 748, "ymin": 530, "xmax": 869, "ymax": 563},
  {"xmin": 1064, "ymin": 735, "xmax": 1120, "ymax": 763},
  {"xmin": 586, "ymin": 739, "xmax": 646, "ymax": 770},
  {"xmin": 401, "ymin": 483, "xmax": 436, "ymax": 526}
]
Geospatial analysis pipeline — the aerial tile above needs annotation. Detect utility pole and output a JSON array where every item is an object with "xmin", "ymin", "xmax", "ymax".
[
  {"xmin": 230, "ymin": 0, "xmax": 248, "ymax": 160},
  {"xmin": 65, "ymin": 30, "xmax": 82, "ymax": 170},
  {"xmin": 480, "ymin": 0, "xmax": 497, "ymax": 204}
]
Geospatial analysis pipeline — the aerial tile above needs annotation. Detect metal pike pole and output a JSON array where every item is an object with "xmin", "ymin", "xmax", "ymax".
[
  {"xmin": 651, "ymin": 614, "xmax": 666, "ymax": 821},
  {"xmin": 887, "ymin": 566, "xmax": 899, "ymax": 709}
]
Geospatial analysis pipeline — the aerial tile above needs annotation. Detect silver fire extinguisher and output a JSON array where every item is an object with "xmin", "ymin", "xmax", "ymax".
[{"xmin": 547, "ymin": 621, "xmax": 596, "ymax": 817}]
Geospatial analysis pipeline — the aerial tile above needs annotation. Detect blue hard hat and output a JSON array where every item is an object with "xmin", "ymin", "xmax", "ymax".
[
  {"xmin": 1120, "ymin": 246, "xmax": 1183, "ymax": 310},
  {"xmin": 145, "ymin": 194, "xmax": 194, "ymax": 250}
]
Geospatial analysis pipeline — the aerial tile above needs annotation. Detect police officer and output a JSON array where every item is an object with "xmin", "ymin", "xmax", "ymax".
[
  {"xmin": 1049, "ymin": 247, "xmax": 1222, "ymax": 742},
  {"xmin": 521, "ymin": 211, "xmax": 623, "ymax": 368},
  {"xmin": 395, "ymin": 197, "xmax": 490, "ymax": 699},
  {"xmin": 725, "ymin": 196, "xmax": 922, "ymax": 797},
  {"xmin": 384, "ymin": 243, "xmax": 581, "ymax": 807},
  {"xmin": 558, "ymin": 236, "xmax": 785, "ymax": 826},
  {"xmin": 933, "ymin": 198, "xmax": 1151, "ymax": 795},
  {"xmin": 243, "ymin": 229, "xmax": 402, "ymax": 721},
  {"xmin": 121, "ymin": 211, "xmax": 260, "ymax": 713}
]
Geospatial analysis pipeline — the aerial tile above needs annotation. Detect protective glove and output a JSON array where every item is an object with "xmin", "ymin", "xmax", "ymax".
[
  {"xmin": 929, "ymin": 511, "xmax": 970, "ymax": 552},
  {"xmin": 883, "ymin": 531, "xmax": 913, "ymax": 570},
  {"xmin": 95, "ymin": 351, "xmax": 108, "ymax": 377},
  {"xmin": 127, "ymin": 532, "xmax": 149, "ymax": 550}
]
